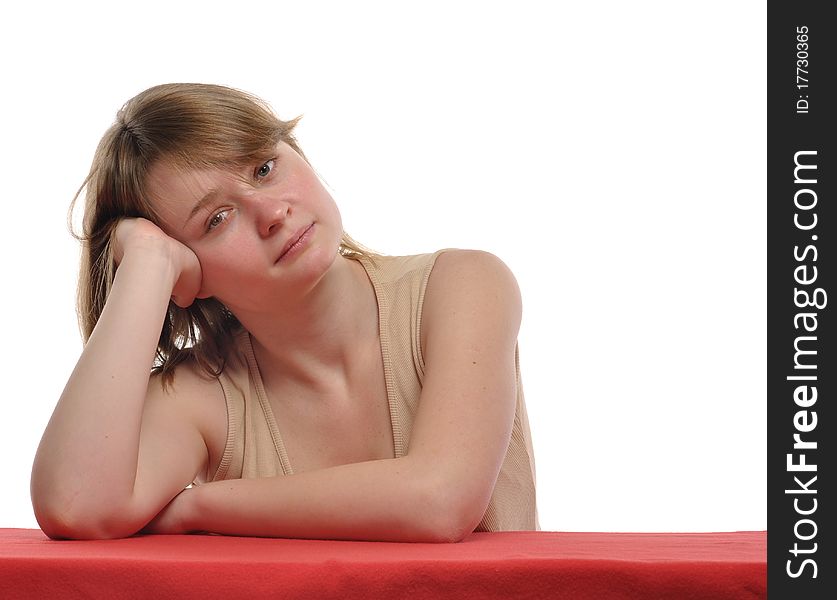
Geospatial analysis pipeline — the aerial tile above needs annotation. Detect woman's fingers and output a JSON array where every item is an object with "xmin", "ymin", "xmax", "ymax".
[
  {"xmin": 171, "ymin": 248, "xmax": 204, "ymax": 308},
  {"xmin": 112, "ymin": 217, "xmax": 205, "ymax": 307}
]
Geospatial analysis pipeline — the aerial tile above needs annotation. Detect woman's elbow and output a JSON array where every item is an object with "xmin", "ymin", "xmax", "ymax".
[
  {"xmin": 32, "ymin": 495, "xmax": 142, "ymax": 540},
  {"xmin": 35, "ymin": 510, "xmax": 136, "ymax": 540},
  {"xmin": 426, "ymin": 519, "xmax": 475, "ymax": 544},
  {"xmin": 437, "ymin": 503, "xmax": 485, "ymax": 543},
  {"xmin": 418, "ymin": 484, "xmax": 486, "ymax": 543},
  {"xmin": 31, "ymin": 476, "xmax": 149, "ymax": 539},
  {"xmin": 35, "ymin": 512, "xmax": 98, "ymax": 541}
]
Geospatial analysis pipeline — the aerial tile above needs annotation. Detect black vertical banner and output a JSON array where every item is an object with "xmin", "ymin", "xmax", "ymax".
[{"xmin": 768, "ymin": 3, "xmax": 835, "ymax": 598}]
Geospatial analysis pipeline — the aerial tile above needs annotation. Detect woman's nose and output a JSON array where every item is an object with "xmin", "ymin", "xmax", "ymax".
[{"xmin": 258, "ymin": 196, "xmax": 290, "ymax": 237}]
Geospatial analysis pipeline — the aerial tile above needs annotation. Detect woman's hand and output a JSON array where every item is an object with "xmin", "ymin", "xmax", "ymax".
[{"xmin": 112, "ymin": 218, "xmax": 204, "ymax": 307}]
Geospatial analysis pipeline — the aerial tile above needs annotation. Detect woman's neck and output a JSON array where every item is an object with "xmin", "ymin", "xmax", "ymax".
[{"xmin": 233, "ymin": 255, "xmax": 380, "ymax": 390}]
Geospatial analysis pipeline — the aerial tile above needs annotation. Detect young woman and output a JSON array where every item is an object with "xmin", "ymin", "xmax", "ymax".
[{"xmin": 30, "ymin": 83, "xmax": 538, "ymax": 542}]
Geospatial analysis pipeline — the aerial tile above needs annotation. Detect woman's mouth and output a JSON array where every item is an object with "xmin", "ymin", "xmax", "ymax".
[{"xmin": 277, "ymin": 223, "xmax": 314, "ymax": 262}]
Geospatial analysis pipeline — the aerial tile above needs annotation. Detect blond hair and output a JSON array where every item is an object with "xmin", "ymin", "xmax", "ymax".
[{"xmin": 71, "ymin": 83, "xmax": 374, "ymax": 386}]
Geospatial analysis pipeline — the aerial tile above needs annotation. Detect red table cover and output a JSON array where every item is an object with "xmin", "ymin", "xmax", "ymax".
[{"xmin": 1, "ymin": 528, "xmax": 765, "ymax": 599}]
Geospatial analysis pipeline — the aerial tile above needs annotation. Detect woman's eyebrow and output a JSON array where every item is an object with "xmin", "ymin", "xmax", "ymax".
[{"xmin": 185, "ymin": 188, "xmax": 220, "ymax": 227}]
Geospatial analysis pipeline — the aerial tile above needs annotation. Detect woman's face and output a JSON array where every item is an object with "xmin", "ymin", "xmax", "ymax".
[{"xmin": 145, "ymin": 142, "xmax": 344, "ymax": 313}]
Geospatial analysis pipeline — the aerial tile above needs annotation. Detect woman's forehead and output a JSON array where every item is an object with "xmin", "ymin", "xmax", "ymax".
[
  {"xmin": 148, "ymin": 161, "xmax": 218, "ymax": 199},
  {"xmin": 145, "ymin": 161, "xmax": 234, "ymax": 224}
]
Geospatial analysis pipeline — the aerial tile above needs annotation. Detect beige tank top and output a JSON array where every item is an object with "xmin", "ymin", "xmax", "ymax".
[{"xmin": 208, "ymin": 249, "xmax": 539, "ymax": 531}]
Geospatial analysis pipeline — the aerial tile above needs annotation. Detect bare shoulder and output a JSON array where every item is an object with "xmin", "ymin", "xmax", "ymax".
[
  {"xmin": 421, "ymin": 250, "xmax": 522, "ymax": 355},
  {"xmin": 425, "ymin": 249, "xmax": 521, "ymax": 315}
]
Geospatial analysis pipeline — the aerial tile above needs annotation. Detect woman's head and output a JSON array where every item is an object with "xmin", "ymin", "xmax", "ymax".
[{"xmin": 74, "ymin": 83, "xmax": 370, "ymax": 384}]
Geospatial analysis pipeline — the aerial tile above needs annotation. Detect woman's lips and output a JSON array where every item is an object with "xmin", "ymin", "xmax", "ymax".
[{"xmin": 277, "ymin": 223, "xmax": 314, "ymax": 262}]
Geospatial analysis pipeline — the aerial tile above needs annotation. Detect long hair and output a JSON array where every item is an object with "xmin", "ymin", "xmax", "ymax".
[{"xmin": 71, "ymin": 83, "xmax": 374, "ymax": 387}]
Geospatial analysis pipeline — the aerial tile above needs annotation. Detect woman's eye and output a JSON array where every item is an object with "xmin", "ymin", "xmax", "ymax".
[
  {"xmin": 256, "ymin": 159, "xmax": 275, "ymax": 179},
  {"xmin": 207, "ymin": 210, "xmax": 229, "ymax": 231}
]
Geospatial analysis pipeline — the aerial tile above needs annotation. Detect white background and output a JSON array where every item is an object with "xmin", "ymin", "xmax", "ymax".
[{"xmin": 0, "ymin": 1, "xmax": 765, "ymax": 532}]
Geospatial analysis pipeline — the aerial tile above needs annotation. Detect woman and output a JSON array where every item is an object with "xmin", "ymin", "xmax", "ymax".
[{"xmin": 30, "ymin": 83, "xmax": 538, "ymax": 541}]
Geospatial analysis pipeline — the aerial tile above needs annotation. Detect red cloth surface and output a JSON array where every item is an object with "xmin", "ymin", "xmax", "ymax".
[{"xmin": 1, "ymin": 528, "xmax": 765, "ymax": 599}]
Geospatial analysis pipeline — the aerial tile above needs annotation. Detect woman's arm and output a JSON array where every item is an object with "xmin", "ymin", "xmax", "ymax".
[
  {"xmin": 147, "ymin": 456, "xmax": 449, "ymax": 542},
  {"xmin": 406, "ymin": 249, "xmax": 521, "ymax": 531},
  {"xmin": 30, "ymin": 219, "xmax": 208, "ymax": 539},
  {"xmin": 147, "ymin": 249, "xmax": 521, "ymax": 542}
]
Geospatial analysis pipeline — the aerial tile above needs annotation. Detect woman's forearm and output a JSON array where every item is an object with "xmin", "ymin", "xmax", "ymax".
[
  {"xmin": 31, "ymin": 249, "xmax": 177, "ymax": 533},
  {"xmin": 181, "ymin": 457, "xmax": 467, "ymax": 543}
]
